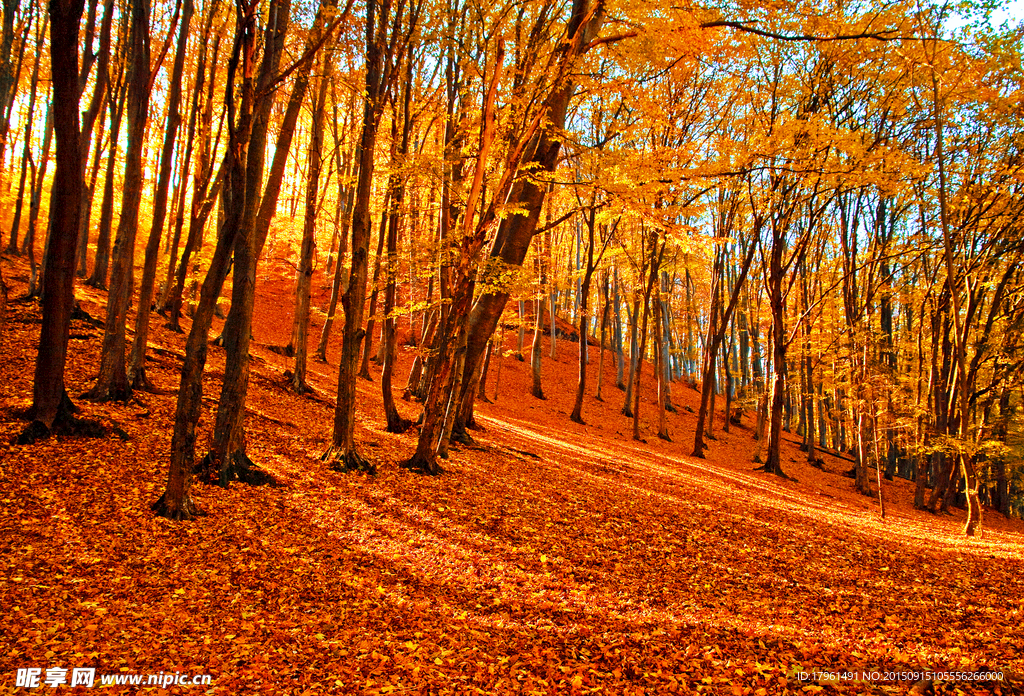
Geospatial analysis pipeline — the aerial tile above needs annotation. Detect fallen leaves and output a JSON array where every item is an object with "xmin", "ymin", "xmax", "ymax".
[{"xmin": 1, "ymin": 258, "xmax": 1023, "ymax": 695}]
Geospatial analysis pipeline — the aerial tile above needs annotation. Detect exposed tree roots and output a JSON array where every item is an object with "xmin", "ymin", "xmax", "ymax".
[
  {"xmin": 70, "ymin": 302, "xmax": 104, "ymax": 327},
  {"xmin": 450, "ymin": 422, "xmax": 475, "ymax": 446},
  {"xmin": 198, "ymin": 450, "xmax": 277, "ymax": 487},
  {"xmin": 400, "ymin": 454, "xmax": 442, "ymax": 476},
  {"xmin": 82, "ymin": 382, "xmax": 133, "ymax": 403},
  {"xmin": 151, "ymin": 492, "xmax": 205, "ymax": 521},
  {"xmin": 130, "ymin": 367, "xmax": 159, "ymax": 394},
  {"xmin": 385, "ymin": 414, "xmax": 413, "ymax": 434},
  {"xmin": 323, "ymin": 446, "xmax": 376, "ymax": 475},
  {"xmin": 754, "ymin": 463, "xmax": 793, "ymax": 481},
  {"xmin": 16, "ymin": 393, "xmax": 109, "ymax": 444}
]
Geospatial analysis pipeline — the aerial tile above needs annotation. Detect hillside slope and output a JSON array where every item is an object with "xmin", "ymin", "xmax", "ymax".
[{"xmin": 1, "ymin": 255, "xmax": 1022, "ymax": 695}]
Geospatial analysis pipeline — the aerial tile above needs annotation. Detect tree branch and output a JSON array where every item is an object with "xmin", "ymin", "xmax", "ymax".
[{"xmin": 699, "ymin": 20, "xmax": 911, "ymax": 42}]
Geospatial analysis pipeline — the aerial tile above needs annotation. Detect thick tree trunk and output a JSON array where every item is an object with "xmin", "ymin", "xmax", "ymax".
[
  {"xmin": 85, "ymin": 0, "xmax": 151, "ymax": 403},
  {"xmin": 155, "ymin": 2, "xmax": 258, "ymax": 519},
  {"xmin": 325, "ymin": 0, "xmax": 392, "ymax": 475},
  {"xmin": 762, "ymin": 287, "xmax": 787, "ymax": 476},
  {"xmin": 27, "ymin": 0, "xmax": 84, "ymax": 435},
  {"xmin": 205, "ymin": 0, "xmax": 290, "ymax": 484},
  {"xmin": 437, "ymin": 328, "xmax": 467, "ymax": 458},
  {"xmin": 456, "ymin": 0, "xmax": 604, "ymax": 411}
]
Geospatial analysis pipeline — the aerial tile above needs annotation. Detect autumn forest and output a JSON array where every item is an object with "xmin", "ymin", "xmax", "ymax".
[{"xmin": 2, "ymin": 0, "xmax": 1024, "ymax": 693}]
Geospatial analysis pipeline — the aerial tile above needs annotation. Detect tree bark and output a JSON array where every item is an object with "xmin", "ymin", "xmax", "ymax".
[
  {"xmin": 326, "ymin": 0, "xmax": 404, "ymax": 474},
  {"xmin": 6, "ymin": 10, "xmax": 48, "ymax": 256},
  {"xmin": 85, "ymin": 0, "xmax": 152, "ymax": 403},
  {"xmin": 129, "ymin": 0, "xmax": 193, "ymax": 391},
  {"xmin": 531, "ymin": 295, "xmax": 546, "ymax": 400},
  {"xmin": 26, "ymin": 0, "xmax": 85, "ymax": 435},
  {"xmin": 456, "ymin": 0, "xmax": 605, "ymax": 413},
  {"xmin": 154, "ymin": 1, "xmax": 258, "ymax": 520},
  {"xmin": 381, "ymin": 54, "xmax": 413, "ymax": 433},
  {"xmin": 290, "ymin": 54, "xmax": 331, "ymax": 393},
  {"xmin": 205, "ymin": 0, "xmax": 291, "ymax": 485},
  {"xmin": 85, "ymin": 58, "xmax": 128, "ymax": 290}
]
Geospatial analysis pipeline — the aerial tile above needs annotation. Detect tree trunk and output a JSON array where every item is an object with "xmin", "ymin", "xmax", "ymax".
[
  {"xmin": 614, "ymin": 268, "xmax": 624, "ymax": 389},
  {"xmin": 622, "ymin": 297, "xmax": 638, "ymax": 417},
  {"xmin": 325, "ymin": 0, "xmax": 397, "ymax": 474},
  {"xmin": 654, "ymin": 282, "xmax": 670, "ymax": 441},
  {"xmin": 932, "ymin": 65, "xmax": 982, "ymax": 536},
  {"xmin": 358, "ymin": 209, "xmax": 388, "ymax": 379},
  {"xmin": 204, "ymin": 0, "xmax": 290, "ymax": 484},
  {"xmin": 129, "ymin": 0, "xmax": 192, "ymax": 391},
  {"xmin": 531, "ymin": 295, "xmax": 546, "ymax": 400},
  {"xmin": 7, "ymin": 10, "xmax": 48, "ymax": 256},
  {"xmin": 631, "ymin": 231, "xmax": 663, "ymax": 441},
  {"xmin": 631, "ymin": 294, "xmax": 651, "ymax": 441},
  {"xmin": 570, "ymin": 211, "xmax": 599, "ymax": 424},
  {"xmin": 26, "ymin": 0, "xmax": 85, "ymax": 436},
  {"xmin": 23, "ymin": 105, "xmax": 53, "ymax": 294},
  {"xmin": 154, "ymin": 2, "xmax": 258, "ymax": 519},
  {"xmin": 516, "ymin": 299, "xmax": 526, "ymax": 360},
  {"xmin": 316, "ymin": 117, "xmax": 353, "ymax": 362},
  {"xmin": 85, "ymin": 0, "xmax": 151, "ymax": 403},
  {"xmin": 290, "ymin": 56, "xmax": 331, "ymax": 393},
  {"xmin": 693, "ymin": 235, "xmax": 756, "ymax": 457},
  {"xmin": 595, "ymin": 272, "xmax": 610, "ymax": 401},
  {"xmin": 403, "ymin": 309, "xmax": 436, "ymax": 399},
  {"xmin": 85, "ymin": 64, "xmax": 128, "ymax": 290},
  {"xmin": 455, "ymin": 0, "xmax": 605, "ymax": 413},
  {"xmin": 478, "ymin": 338, "xmax": 493, "ymax": 403},
  {"xmin": 74, "ymin": 0, "xmax": 114, "ymax": 276},
  {"xmin": 381, "ymin": 55, "xmax": 413, "ymax": 433},
  {"xmin": 162, "ymin": 19, "xmax": 221, "ymax": 327}
]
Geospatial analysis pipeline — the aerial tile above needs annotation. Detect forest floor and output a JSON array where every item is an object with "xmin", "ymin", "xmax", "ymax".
[{"xmin": 1, "ymin": 253, "xmax": 1023, "ymax": 695}]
